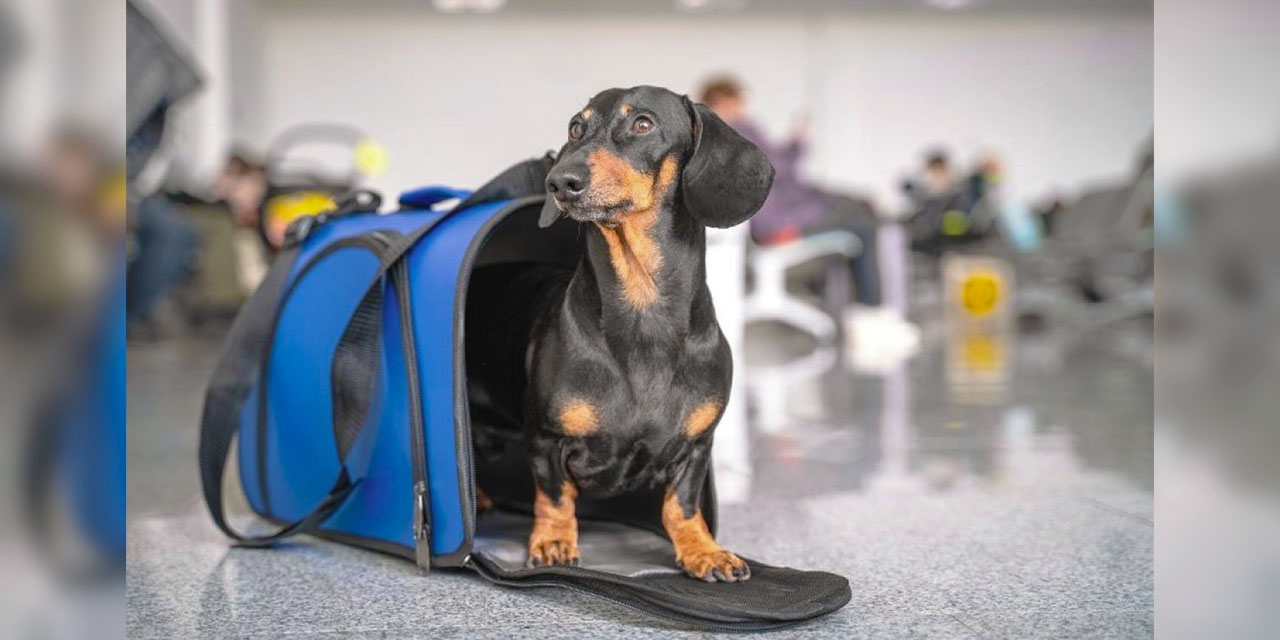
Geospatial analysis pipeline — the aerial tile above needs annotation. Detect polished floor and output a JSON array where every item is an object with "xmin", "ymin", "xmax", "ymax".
[{"xmin": 126, "ymin": 309, "xmax": 1153, "ymax": 638}]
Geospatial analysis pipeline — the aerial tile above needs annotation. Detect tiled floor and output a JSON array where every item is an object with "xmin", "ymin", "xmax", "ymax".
[{"xmin": 126, "ymin": 312, "xmax": 1153, "ymax": 638}]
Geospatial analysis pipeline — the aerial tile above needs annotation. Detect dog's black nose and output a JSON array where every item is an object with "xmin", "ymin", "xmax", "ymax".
[{"xmin": 547, "ymin": 169, "xmax": 587, "ymax": 201}]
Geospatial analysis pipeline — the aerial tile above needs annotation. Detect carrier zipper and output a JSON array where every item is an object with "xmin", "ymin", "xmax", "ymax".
[
  {"xmin": 394, "ymin": 259, "xmax": 432, "ymax": 572},
  {"xmin": 397, "ymin": 279, "xmax": 432, "ymax": 572},
  {"xmin": 412, "ymin": 480, "xmax": 431, "ymax": 571}
]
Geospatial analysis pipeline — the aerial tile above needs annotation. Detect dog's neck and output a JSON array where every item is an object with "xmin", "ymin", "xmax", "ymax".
[{"xmin": 565, "ymin": 198, "xmax": 715, "ymax": 352}]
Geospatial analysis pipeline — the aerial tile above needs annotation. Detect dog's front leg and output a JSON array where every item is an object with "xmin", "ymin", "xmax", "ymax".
[
  {"xmin": 525, "ymin": 439, "xmax": 580, "ymax": 567},
  {"xmin": 663, "ymin": 443, "xmax": 750, "ymax": 582}
]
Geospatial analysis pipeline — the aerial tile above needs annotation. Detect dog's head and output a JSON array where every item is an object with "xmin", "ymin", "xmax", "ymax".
[{"xmin": 540, "ymin": 85, "xmax": 775, "ymax": 230}]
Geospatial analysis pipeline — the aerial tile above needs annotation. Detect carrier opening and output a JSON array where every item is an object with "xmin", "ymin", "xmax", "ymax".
[{"xmin": 459, "ymin": 200, "xmax": 715, "ymax": 575}]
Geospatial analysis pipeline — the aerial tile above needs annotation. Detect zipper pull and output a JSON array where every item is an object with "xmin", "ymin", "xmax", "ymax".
[{"xmin": 413, "ymin": 480, "xmax": 431, "ymax": 572}]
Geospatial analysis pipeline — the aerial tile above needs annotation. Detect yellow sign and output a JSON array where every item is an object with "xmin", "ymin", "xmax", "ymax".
[
  {"xmin": 960, "ymin": 271, "xmax": 1001, "ymax": 316},
  {"xmin": 960, "ymin": 330, "xmax": 1003, "ymax": 369}
]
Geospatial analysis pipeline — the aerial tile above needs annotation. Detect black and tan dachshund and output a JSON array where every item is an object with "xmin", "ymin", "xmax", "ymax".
[{"xmin": 467, "ymin": 85, "xmax": 774, "ymax": 582}]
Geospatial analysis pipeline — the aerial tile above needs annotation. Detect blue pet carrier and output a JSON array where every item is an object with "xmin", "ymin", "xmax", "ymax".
[{"xmin": 199, "ymin": 163, "xmax": 850, "ymax": 630}]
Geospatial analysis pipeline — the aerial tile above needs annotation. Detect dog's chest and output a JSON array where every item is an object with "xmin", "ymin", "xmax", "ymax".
[
  {"xmin": 534, "ymin": 273, "xmax": 733, "ymax": 495},
  {"xmin": 559, "ymin": 361, "xmax": 727, "ymax": 496},
  {"xmin": 576, "ymin": 373, "xmax": 727, "ymax": 488},
  {"xmin": 563, "ymin": 408, "xmax": 697, "ymax": 496}
]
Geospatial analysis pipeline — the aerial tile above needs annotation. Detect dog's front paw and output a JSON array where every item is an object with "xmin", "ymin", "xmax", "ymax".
[
  {"xmin": 677, "ymin": 548, "xmax": 750, "ymax": 582},
  {"xmin": 526, "ymin": 535, "xmax": 580, "ymax": 567}
]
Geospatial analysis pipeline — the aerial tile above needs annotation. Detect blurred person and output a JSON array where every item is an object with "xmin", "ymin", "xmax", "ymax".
[
  {"xmin": 699, "ymin": 76, "xmax": 917, "ymax": 347},
  {"xmin": 0, "ymin": 188, "xmax": 15, "ymax": 287},
  {"xmin": 126, "ymin": 193, "xmax": 196, "ymax": 338},
  {"xmin": 2, "ymin": 7, "xmax": 125, "ymax": 639},
  {"xmin": 902, "ymin": 148, "xmax": 988, "ymax": 254},
  {"xmin": 212, "ymin": 148, "xmax": 332, "ymax": 253},
  {"xmin": 957, "ymin": 151, "xmax": 1004, "ymax": 240},
  {"xmin": 125, "ymin": 0, "xmax": 201, "ymax": 338},
  {"xmin": 204, "ymin": 150, "xmax": 272, "ymax": 293},
  {"xmin": 922, "ymin": 149, "xmax": 956, "ymax": 196},
  {"xmin": 41, "ymin": 127, "xmax": 122, "ymax": 242},
  {"xmin": 6, "ymin": 124, "xmax": 128, "ymax": 582},
  {"xmin": 122, "ymin": 134, "xmax": 196, "ymax": 338},
  {"xmin": 0, "ymin": 5, "xmax": 15, "ymax": 285},
  {"xmin": 0, "ymin": 126, "xmax": 126, "ymax": 327},
  {"xmin": 24, "ymin": 255, "xmax": 126, "ymax": 573},
  {"xmin": 901, "ymin": 149, "xmax": 959, "ymax": 203},
  {"xmin": 965, "ymin": 151, "xmax": 1003, "ymax": 209},
  {"xmin": 211, "ymin": 150, "xmax": 269, "ymax": 231}
]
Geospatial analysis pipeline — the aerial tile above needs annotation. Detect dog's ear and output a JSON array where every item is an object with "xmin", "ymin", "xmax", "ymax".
[
  {"xmin": 680, "ymin": 98, "xmax": 775, "ymax": 228},
  {"xmin": 538, "ymin": 197, "xmax": 562, "ymax": 228},
  {"xmin": 538, "ymin": 147, "xmax": 566, "ymax": 228}
]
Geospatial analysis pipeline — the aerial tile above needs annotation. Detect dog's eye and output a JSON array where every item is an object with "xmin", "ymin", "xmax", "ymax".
[
  {"xmin": 569, "ymin": 121, "xmax": 585, "ymax": 140},
  {"xmin": 631, "ymin": 116, "xmax": 655, "ymax": 135}
]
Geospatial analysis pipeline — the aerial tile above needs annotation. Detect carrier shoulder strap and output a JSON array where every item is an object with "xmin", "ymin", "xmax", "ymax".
[{"xmin": 198, "ymin": 218, "xmax": 440, "ymax": 547}]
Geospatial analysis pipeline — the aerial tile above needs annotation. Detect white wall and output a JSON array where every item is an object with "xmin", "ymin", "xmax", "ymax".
[
  {"xmin": 813, "ymin": 15, "xmax": 1153, "ymax": 209},
  {"xmin": 1, "ymin": 0, "xmax": 124, "ymax": 160},
  {"xmin": 1156, "ymin": 0, "xmax": 1280, "ymax": 185},
  {"xmin": 243, "ymin": 4, "xmax": 1151, "ymax": 212}
]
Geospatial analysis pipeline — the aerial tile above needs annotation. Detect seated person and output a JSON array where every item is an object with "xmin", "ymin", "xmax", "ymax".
[
  {"xmin": 699, "ymin": 76, "xmax": 915, "ymax": 341},
  {"xmin": 903, "ymin": 149, "xmax": 1002, "ymax": 253},
  {"xmin": 903, "ymin": 150, "xmax": 966, "ymax": 252},
  {"xmin": 38, "ymin": 126, "xmax": 185, "ymax": 339},
  {"xmin": 965, "ymin": 152, "xmax": 1003, "ymax": 215},
  {"xmin": 211, "ymin": 151, "xmax": 274, "ymax": 248}
]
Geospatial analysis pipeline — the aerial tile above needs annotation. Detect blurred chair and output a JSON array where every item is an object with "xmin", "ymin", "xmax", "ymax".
[
  {"xmin": 747, "ymin": 342, "xmax": 839, "ymax": 435},
  {"xmin": 744, "ymin": 231, "xmax": 861, "ymax": 341},
  {"xmin": 1012, "ymin": 153, "xmax": 1154, "ymax": 329}
]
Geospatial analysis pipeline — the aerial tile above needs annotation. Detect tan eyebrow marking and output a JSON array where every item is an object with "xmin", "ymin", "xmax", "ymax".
[
  {"xmin": 581, "ymin": 108, "xmax": 593, "ymax": 119},
  {"xmin": 619, "ymin": 104, "xmax": 632, "ymax": 115}
]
